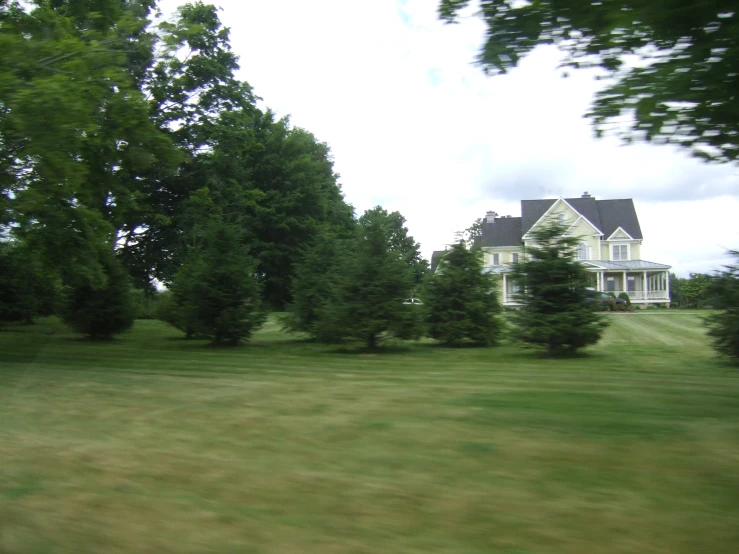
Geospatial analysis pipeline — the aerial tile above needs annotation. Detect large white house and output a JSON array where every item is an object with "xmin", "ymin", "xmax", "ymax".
[{"xmin": 432, "ymin": 193, "xmax": 672, "ymax": 307}]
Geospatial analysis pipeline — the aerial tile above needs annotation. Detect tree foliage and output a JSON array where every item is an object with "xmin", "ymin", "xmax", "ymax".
[
  {"xmin": 463, "ymin": 217, "xmax": 484, "ymax": 244},
  {"xmin": 510, "ymin": 223, "xmax": 607, "ymax": 355},
  {"xmin": 705, "ymin": 251, "xmax": 739, "ymax": 361},
  {"xmin": 423, "ymin": 241, "xmax": 503, "ymax": 346},
  {"xmin": 439, "ymin": 0, "xmax": 739, "ymax": 162},
  {"xmin": 0, "ymin": 241, "xmax": 57, "ymax": 326},
  {"xmin": 165, "ymin": 219, "xmax": 265, "ymax": 345},
  {"xmin": 670, "ymin": 272, "xmax": 713, "ymax": 308},
  {"xmin": 289, "ymin": 207, "xmax": 424, "ymax": 349},
  {"xmin": 59, "ymin": 250, "xmax": 135, "ymax": 339},
  {"xmin": 285, "ymin": 227, "xmax": 355, "ymax": 339}
]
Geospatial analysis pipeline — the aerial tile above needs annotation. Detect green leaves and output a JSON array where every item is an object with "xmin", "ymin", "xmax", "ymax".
[
  {"xmin": 288, "ymin": 207, "xmax": 424, "ymax": 349},
  {"xmin": 510, "ymin": 222, "xmax": 608, "ymax": 355},
  {"xmin": 423, "ymin": 241, "xmax": 503, "ymax": 346},
  {"xmin": 439, "ymin": 0, "xmax": 739, "ymax": 162},
  {"xmin": 705, "ymin": 251, "xmax": 739, "ymax": 360}
]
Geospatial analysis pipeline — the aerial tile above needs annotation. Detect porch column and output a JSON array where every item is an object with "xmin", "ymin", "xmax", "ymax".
[
  {"xmin": 644, "ymin": 271, "xmax": 649, "ymax": 300},
  {"xmin": 503, "ymin": 273, "xmax": 507, "ymax": 303},
  {"xmin": 665, "ymin": 271, "xmax": 670, "ymax": 302},
  {"xmin": 623, "ymin": 271, "xmax": 627, "ymax": 295}
]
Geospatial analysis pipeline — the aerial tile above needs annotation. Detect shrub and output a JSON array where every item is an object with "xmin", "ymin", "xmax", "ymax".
[
  {"xmin": 423, "ymin": 241, "xmax": 503, "ymax": 347},
  {"xmin": 510, "ymin": 222, "xmax": 608, "ymax": 355},
  {"xmin": 618, "ymin": 292, "xmax": 631, "ymax": 305},
  {"xmin": 59, "ymin": 252, "xmax": 135, "ymax": 339},
  {"xmin": 167, "ymin": 221, "xmax": 266, "ymax": 345}
]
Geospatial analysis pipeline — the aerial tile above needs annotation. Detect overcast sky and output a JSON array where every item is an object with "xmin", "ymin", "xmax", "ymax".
[{"xmin": 160, "ymin": 0, "xmax": 738, "ymax": 276}]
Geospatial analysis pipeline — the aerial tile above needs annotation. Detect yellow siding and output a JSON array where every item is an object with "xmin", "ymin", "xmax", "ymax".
[
  {"xmin": 568, "ymin": 219, "xmax": 601, "ymax": 260},
  {"xmin": 601, "ymin": 242, "xmax": 610, "ymax": 260},
  {"xmin": 631, "ymin": 242, "xmax": 641, "ymax": 259}
]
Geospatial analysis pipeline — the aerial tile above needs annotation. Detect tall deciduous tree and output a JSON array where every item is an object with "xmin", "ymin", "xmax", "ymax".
[
  {"xmin": 439, "ymin": 0, "xmax": 739, "ymax": 162},
  {"xmin": 1, "ymin": 0, "xmax": 179, "ymax": 285},
  {"xmin": 510, "ymin": 223, "xmax": 607, "ymax": 355},
  {"xmin": 423, "ymin": 241, "xmax": 503, "ymax": 346}
]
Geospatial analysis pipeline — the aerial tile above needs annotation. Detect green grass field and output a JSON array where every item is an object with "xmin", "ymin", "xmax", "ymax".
[{"xmin": 1, "ymin": 313, "xmax": 738, "ymax": 554}]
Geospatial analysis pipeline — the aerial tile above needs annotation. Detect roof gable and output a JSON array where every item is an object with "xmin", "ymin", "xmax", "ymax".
[
  {"xmin": 596, "ymin": 199, "xmax": 643, "ymax": 240},
  {"xmin": 607, "ymin": 226, "xmax": 634, "ymax": 240},
  {"xmin": 522, "ymin": 197, "xmax": 603, "ymax": 237}
]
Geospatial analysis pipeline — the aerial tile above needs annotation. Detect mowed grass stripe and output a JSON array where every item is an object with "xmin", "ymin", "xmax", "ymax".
[{"xmin": 1, "ymin": 312, "xmax": 738, "ymax": 554}]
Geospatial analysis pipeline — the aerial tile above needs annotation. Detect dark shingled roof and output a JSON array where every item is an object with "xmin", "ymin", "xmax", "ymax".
[
  {"xmin": 430, "ymin": 250, "xmax": 447, "ymax": 272},
  {"xmin": 520, "ymin": 199, "xmax": 555, "ymax": 235},
  {"xmin": 596, "ymin": 199, "xmax": 643, "ymax": 240},
  {"xmin": 478, "ymin": 217, "xmax": 523, "ymax": 247},
  {"xmin": 565, "ymin": 197, "xmax": 602, "ymax": 232},
  {"xmin": 477, "ymin": 196, "xmax": 643, "ymax": 247}
]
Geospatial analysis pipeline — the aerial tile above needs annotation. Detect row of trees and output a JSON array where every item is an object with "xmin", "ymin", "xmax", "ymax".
[
  {"xmin": 287, "ymin": 221, "xmax": 607, "ymax": 356},
  {"xmin": 1, "ymin": 1, "xmax": 355, "ymax": 338}
]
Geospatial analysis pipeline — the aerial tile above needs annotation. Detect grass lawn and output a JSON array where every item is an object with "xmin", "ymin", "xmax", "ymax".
[{"xmin": 1, "ymin": 313, "xmax": 738, "ymax": 554}]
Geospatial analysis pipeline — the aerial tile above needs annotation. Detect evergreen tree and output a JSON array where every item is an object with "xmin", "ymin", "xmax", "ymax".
[
  {"xmin": 300, "ymin": 207, "xmax": 423, "ymax": 349},
  {"xmin": 285, "ymin": 227, "xmax": 355, "ymax": 339},
  {"xmin": 705, "ymin": 251, "xmax": 739, "ymax": 361},
  {"xmin": 423, "ymin": 241, "xmax": 503, "ymax": 346},
  {"xmin": 510, "ymin": 223, "xmax": 608, "ymax": 355},
  {"xmin": 59, "ymin": 250, "xmax": 135, "ymax": 340},
  {"xmin": 167, "ymin": 220, "xmax": 265, "ymax": 345}
]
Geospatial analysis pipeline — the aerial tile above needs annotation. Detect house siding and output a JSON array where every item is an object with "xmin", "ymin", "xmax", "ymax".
[{"xmin": 566, "ymin": 218, "xmax": 602, "ymax": 261}]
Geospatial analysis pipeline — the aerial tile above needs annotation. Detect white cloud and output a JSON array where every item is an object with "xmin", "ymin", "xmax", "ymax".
[{"xmin": 158, "ymin": 0, "xmax": 739, "ymax": 275}]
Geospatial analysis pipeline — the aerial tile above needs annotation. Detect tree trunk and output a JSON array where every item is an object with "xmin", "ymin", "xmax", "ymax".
[{"xmin": 367, "ymin": 333, "xmax": 377, "ymax": 349}]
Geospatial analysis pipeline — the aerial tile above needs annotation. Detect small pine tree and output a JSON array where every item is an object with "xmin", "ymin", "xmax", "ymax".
[
  {"xmin": 423, "ymin": 241, "xmax": 503, "ymax": 346},
  {"xmin": 510, "ymin": 222, "xmax": 608, "ymax": 355},
  {"xmin": 59, "ymin": 251, "xmax": 135, "ymax": 339},
  {"xmin": 705, "ymin": 251, "xmax": 739, "ymax": 361},
  {"xmin": 167, "ymin": 221, "xmax": 265, "ymax": 345}
]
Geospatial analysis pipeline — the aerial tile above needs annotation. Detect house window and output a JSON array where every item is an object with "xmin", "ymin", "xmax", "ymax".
[
  {"xmin": 612, "ymin": 244, "xmax": 628, "ymax": 261},
  {"xmin": 492, "ymin": 253, "xmax": 499, "ymax": 266},
  {"xmin": 557, "ymin": 213, "xmax": 564, "ymax": 226},
  {"xmin": 577, "ymin": 243, "xmax": 588, "ymax": 260},
  {"xmin": 606, "ymin": 277, "xmax": 616, "ymax": 292},
  {"xmin": 511, "ymin": 252, "xmax": 519, "ymax": 263},
  {"xmin": 627, "ymin": 276, "xmax": 636, "ymax": 292}
]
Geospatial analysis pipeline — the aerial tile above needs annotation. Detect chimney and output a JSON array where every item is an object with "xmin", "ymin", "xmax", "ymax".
[
  {"xmin": 581, "ymin": 191, "xmax": 592, "ymax": 198},
  {"xmin": 485, "ymin": 210, "xmax": 498, "ymax": 223}
]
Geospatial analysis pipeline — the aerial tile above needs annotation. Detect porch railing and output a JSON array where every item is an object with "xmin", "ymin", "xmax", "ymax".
[{"xmin": 605, "ymin": 290, "xmax": 669, "ymax": 301}]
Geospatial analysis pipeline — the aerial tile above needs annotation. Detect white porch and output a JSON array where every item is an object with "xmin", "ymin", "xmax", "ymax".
[
  {"xmin": 495, "ymin": 260, "xmax": 672, "ymax": 306},
  {"xmin": 585, "ymin": 260, "xmax": 671, "ymax": 304}
]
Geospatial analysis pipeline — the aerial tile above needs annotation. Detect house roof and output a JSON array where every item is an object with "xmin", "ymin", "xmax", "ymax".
[
  {"xmin": 583, "ymin": 260, "xmax": 671, "ymax": 270},
  {"xmin": 430, "ymin": 250, "xmax": 447, "ymax": 272},
  {"xmin": 479, "ymin": 196, "xmax": 643, "ymax": 247},
  {"xmin": 596, "ymin": 199, "xmax": 643, "ymax": 240},
  {"xmin": 476, "ymin": 217, "xmax": 522, "ymax": 247}
]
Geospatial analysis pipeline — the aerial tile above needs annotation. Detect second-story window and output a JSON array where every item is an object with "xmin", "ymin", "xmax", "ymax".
[
  {"xmin": 612, "ymin": 244, "xmax": 628, "ymax": 261},
  {"xmin": 511, "ymin": 252, "xmax": 519, "ymax": 263},
  {"xmin": 577, "ymin": 243, "xmax": 588, "ymax": 260},
  {"xmin": 493, "ymin": 253, "xmax": 500, "ymax": 265}
]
